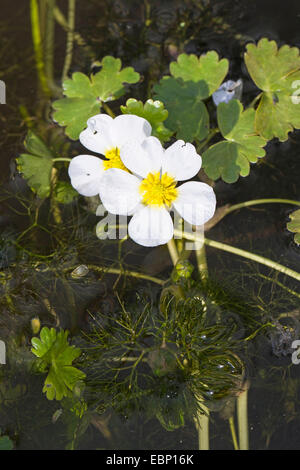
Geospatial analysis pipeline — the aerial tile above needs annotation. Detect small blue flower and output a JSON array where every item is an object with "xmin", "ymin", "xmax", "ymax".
[{"xmin": 212, "ymin": 79, "xmax": 243, "ymax": 106}]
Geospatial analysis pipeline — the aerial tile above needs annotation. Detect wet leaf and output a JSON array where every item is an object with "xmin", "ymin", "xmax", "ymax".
[
  {"xmin": 17, "ymin": 131, "xmax": 54, "ymax": 198},
  {"xmin": 53, "ymin": 56, "xmax": 140, "ymax": 140},
  {"xmin": 120, "ymin": 98, "xmax": 173, "ymax": 142},
  {"xmin": 245, "ymin": 38, "xmax": 300, "ymax": 141},
  {"xmin": 287, "ymin": 209, "xmax": 300, "ymax": 245},
  {"xmin": 202, "ymin": 100, "xmax": 266, "ymax": 183},
  {"xmin": 154, "ymin": 51, "xmax": 228, "ymax": 142},
  {"xmin": 31, "ymin": 327, "xmax": 86, "ymax": 401}
]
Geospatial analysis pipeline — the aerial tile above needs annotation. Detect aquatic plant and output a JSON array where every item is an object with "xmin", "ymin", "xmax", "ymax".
[
  {"xmin": 0, "ymin": 432, "xmax": 13, "ymax": 450},
  {"xmin": 31, "ymin": 327, "xmax": 86, "ymax": 400},
  {"xmin": 1, "ymin": 0, "xmax": 300, "ymax": 451}
]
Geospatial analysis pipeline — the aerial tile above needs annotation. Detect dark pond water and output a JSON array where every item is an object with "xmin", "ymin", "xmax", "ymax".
[{"xmin": 0, "ymin": 0, "xmax": 300, "ymax": 450}]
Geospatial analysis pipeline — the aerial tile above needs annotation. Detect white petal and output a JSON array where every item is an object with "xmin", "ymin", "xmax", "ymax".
[
  {"xmin": 162, "ymin": 140, "xmax": 202, "ymax": 181},
  {"xmin": 110, "ymin": 114, "xmax": 152, "ymax": 147},
  {"xmin": 128, "ymin": 206, "xmax": 174, "ymax": 247},
  {"xmin": 68, "ymin": 155, "xmax": 104, "ymax": 197},
  {"xmin": 173, "ymin": 181, "xmax": 216, "ymax": 225},
  {"xmin": 120, "ymin": 137, "xmax": 164, "ymax": 178},
  {"xmin": 99, "ymin": 168, "xmax": 142, "ymax": 215},
  {"xmin": 79, "ymin": 114, "xmax": 114, "ymax": 155}
]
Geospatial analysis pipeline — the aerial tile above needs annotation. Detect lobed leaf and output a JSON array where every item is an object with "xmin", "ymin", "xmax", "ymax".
[
  {"xmin": 154, "ymin": 51, "xmax": 228, "ymax": 142},
  {"xmin": 170, "ymin": 51, "xmax": 229, "ymax": 99},
  {"xmin": 31, "ymin": 327, "xmax": 85, "ymax": 401},
  {"xmin": 16, "ymin": 131, "xmax": 54, "ymax": 198},
  {"xmin": 202, "ymin": 100, "xmax": 266, "ymax": 183},
  {"xmin": 245, "ymin": 38, "xmax": 300, "ymax": 141},
  {"xmin": 53, "ymin": 57, "xmax": 140, "ymax": 140}
]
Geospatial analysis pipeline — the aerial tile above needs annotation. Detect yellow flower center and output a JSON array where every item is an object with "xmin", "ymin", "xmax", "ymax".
[
  {"xmin": 139, "ymin": 172, "xmax": 178, "ymax": 207},
  {"xmin": 103, "ymin": 147, "xmax": 128, "ymax": 172}
]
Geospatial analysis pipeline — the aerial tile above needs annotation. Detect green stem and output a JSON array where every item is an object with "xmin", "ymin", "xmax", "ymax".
[
  {"xmin": 52, "ymin": 157, "xmax": 72, "ymax": 163},
  {"xmin": 204, "ymin": 237, "xmax": 300, "ymax": 282},
  {"xmin": 256, "ymin": 273, "xmax": 300, "ymax": 300},
  {"xmin": 247, "ymin": 92, "xmax": 262, "ymax": 109},
  {"xmin": 195, "ymin": 243, "xmax": 208, "ymax": 277},
  {"xmin": 86, "ymin": 264, "xmax": 166, "ymax": 286},
  {"xmin": 197, "ymin": 128, "xmax": 219, "ymax": 152},
  {"xmin": 167, "ymin": 239, "xmax": 179, "ymax": 266},
  {"xmin": 53, "ymin": 4, "xmax": 94, "ymax": 59},
  {"xmin": 39, "ymin": 0, "xmax": 47, "ymax": 36},
  {"xmin": 44, "ymin": 0, "xmax": 55, "ymax": 88},
  {"xmin": 237, "ymin": 389, "xmax": 249, "ymax": 450},
  {"xmin": 205, "ymin": 199, "xmax": 300, "ymax": 232},
  {"xmin": 194, "ymin": 405, "xmax": 210, "ymax": 450},
  {"xmin": 30, "ymin": 0, "xmax": 50, "ymax": 96},
  {"xmin": 62, "ymin": 0, "xmax": 76, "ymax": 82},
  {"xmin": 225, "ymin": 198, "xmax": 300, "ymax": 215},
  {"xmin": 50, "ymin": 167, "xmax": 62, "ymax": 224},
  {"xmin": 229, "ymin": 416, "xmax": 240, "ymax": 450},
  {"xmin": 102, "ymin": 103, "xmax": 116, "ymax": 118},
  {"xmin": 174, "ymin": 230, "xmax": 300, "ymax": 283}
]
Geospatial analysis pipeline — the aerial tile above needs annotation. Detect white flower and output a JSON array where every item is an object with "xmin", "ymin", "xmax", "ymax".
[
  {"xmin": 68, "ymin": 114, "xmax": 152, "ymax": 196},
  {"xmin": 212, "ymin": 79, "xmax": 243, "ymax": 106},
  {"xmin": 98, "ymin": 138, "xmax": 216, "ymax": 247}
]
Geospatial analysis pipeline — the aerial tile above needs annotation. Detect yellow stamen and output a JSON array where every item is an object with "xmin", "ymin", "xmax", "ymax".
[
  {"xmin": 139, "ymin": 172, "xmax": 178, "ymax": 207},
  {"xmin": 103, "ymin": 147, "xmax": 128, "ymax": 172}
]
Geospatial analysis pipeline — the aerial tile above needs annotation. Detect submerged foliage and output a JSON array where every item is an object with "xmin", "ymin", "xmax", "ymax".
[{"xmin": 81, "ymin": 281, "xmax": 245, "ymax": 430}]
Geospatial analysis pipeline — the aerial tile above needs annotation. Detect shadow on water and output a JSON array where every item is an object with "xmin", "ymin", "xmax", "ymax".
[{"xmin": 0, "ymin": 0, "xmax": 300, "ymax": 450}]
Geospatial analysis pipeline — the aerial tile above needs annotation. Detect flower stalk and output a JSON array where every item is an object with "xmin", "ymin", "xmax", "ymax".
[
  {"xmin": 237, "ymin": 388, "xmax": 249, "ymax": 450},
  {"xmin": 174, "ymin": 229, "xmax": 300, "ymax": 283}
]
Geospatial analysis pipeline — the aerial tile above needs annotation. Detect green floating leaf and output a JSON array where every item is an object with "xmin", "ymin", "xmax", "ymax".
[
  {"xmin": 120, "ymin": 98, "xmax": 173, "ymax": 142},
  {"xmin": 202, "ymin": 100, "xmax": 266, "ymax": 183},
  {"xmin": 245, "ymin": 38, "xmax": 300, "ymax": 141},
  {"xmin": 0, "ymin": 435, "xmax": 13, "ymax": 450},
  {"xmin": 31, "ymin": 327, "xmax": 86, "ymax": 401},
  {"xmin": 16, "ymin": 131, "xmax": 54, "ymax": 198},
  {"xmin": 287, "ymin": 209, "xmax": 300, "ymax": 245},
  {"xmin": 53, "ymin": 56, "xmax": 140, "ymax": 140},
  {"xmin": 154, "ymin": 51, "xmax": 228, "ymax": 142}
]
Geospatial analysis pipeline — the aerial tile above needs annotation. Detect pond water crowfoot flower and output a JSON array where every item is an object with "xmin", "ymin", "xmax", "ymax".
[
  {"xmin": 98, "ymin": 138, "xmax": 216, "ymax": 247},
  {"xmin": 68, "ymin": 114, "xmax": 152, "ymax": 196}
]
